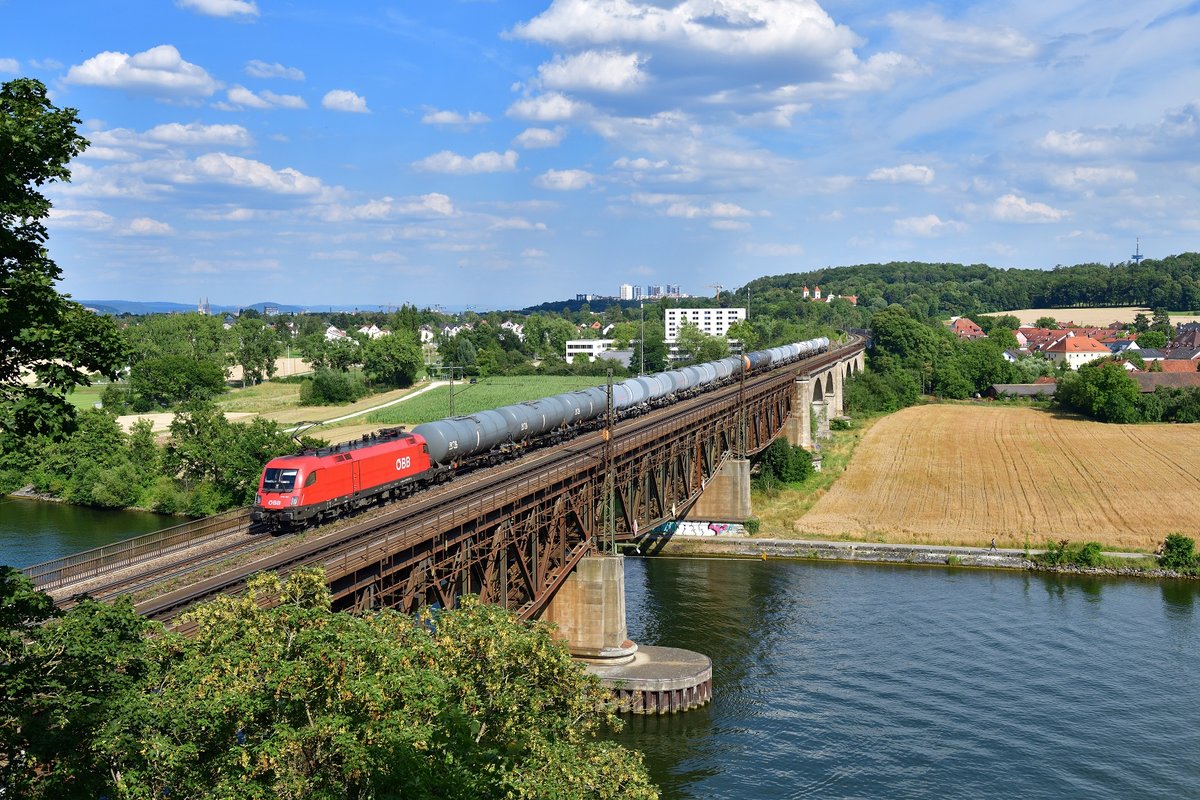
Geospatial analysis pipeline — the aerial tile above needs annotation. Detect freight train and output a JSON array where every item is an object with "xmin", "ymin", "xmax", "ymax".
[{"xmin": 251, "ymin": 337, "xmax": 830, "ymax": 530}]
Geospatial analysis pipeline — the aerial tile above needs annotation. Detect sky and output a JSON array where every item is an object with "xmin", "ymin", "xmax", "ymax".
[{"xmin": 3, "ymin": 1, "xmax": 1199, "ymax": 310}]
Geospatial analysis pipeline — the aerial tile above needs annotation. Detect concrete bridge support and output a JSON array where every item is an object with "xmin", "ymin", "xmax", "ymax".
[
  {"xmin": 685, "ymin": 457, "xmax": 751, "ymax": 522},
  {"xmin": 542, "ymin": 554, "xmax": 637, "ymax": 663},
  {"xmin": 542, "ymin": 554, "xmax": 713, "ymax": 713},
  {"xmin": 813, "ymin": 400, "xmax": 831, "ymax": 440},
  {"xmin": 784, "ymin": 377, "xmax": 815, "ymax": 449}
]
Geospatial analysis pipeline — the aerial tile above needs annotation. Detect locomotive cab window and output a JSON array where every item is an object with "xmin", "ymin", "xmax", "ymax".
[
  {"xmin": 263, "ymin": 468, "xmax": 299, "ymax": 492},
  {"xmin": 305, "ymin": 471, "xmax": 318, "ymax": 487}
]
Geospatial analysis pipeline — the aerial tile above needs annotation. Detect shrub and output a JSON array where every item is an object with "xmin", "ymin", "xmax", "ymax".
[
  {"xmin": 744, "ymin": 518, "xmax": 760, "ymax": 534},
  {"xmin": 1158, "ymin": 534, "xmax": 1198, "ymax": 570},
  {"xmin": 1033, "ymin": 539, "xmax": 1106, "ymax": 568},
  {"xmin": 299, "ymin": 368, "xmax": 369, "ymax": 406}
]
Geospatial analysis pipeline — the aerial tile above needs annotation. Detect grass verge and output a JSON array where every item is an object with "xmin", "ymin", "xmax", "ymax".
[{"xmin": 751, "ymin": 412, "xmax": 886, "ymax": 537}]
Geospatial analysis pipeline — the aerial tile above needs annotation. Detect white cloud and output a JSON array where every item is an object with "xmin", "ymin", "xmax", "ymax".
[
  {"xmin": 507, "ymin": 92, "xmax": 583, "ymax": 122},
  {"xmin": 886, "ymin": 11, "xmax": 1037, "ymax": 64},
  {"xmin": 537, "ymin": 50, "xmax": 647, "ymax": 93},
  {"xmin": 510, "ymin": 0, "xmax": 912, "ymax": 115},
  {"xmin": 664, "ymin": 201, "xmax": 753, "ymax": 218},
  {"xmin": 522, "ymin": 248, "xmax": 547, "ymax": 258},
  {"xmin": 893, "ymin": 214, "xmax": 965, "ymax": 237},
  {"xmin": 514, "ymin": 127, "xmax": 565, "ymax": 148},
  {"xmin": 47, "ymin": 208, "xmax": 115, "ymax": 230},
  {"xmin": 421, "ymin": 109, "xmax": 490, "ymax": 126},
  {"xmin": 993, "ymin": 194, "xmax": 1068, "ymax": 223},
  {"xmin": 245, "ymin": 60, "xmax": 304, "ymax": 80},
  {"xmin": 322, "ymin": 89, "xmax": 369, "ymax": 113},
  {"xmin": 66, "ymin": 45, "xmax": 218, "ymax": 97},
  {"xmin": 220, "ymin": 86, "xmax": 306, "ymax": 110},
  {"xmin": 0, "ymin": 58, "xmax": 18, "ymax": 73},
  {"xmin": 489, "ymin": 217, "xmax": 548, "ymax": 231},
  {"xmin": 127, "ymin": 217, "xmax": 174, "ymax": 235},
  {"xmin": 1050, "ymin": 167, "xmax": 1137, "ymax": 191},
  {"xmin": 146, "ymin": 122, "xmax": 252, "ymax": 146},
  {"xmin": 413, "ymin": 150, "xmax": 519, "ymax": 174},
  {"xmin": 868, "ymin": 164, "xmax": 935, "ymax": 185},
  {"xmin": 1039, "ymin": 130, "xmax": 1114, "ymax": 158},
  {"xmin": 189, "ymin": 153, "xmax": 325, "ymax": 194},
  {"xmin": 177, "ymin": 0, "xmax": 258, "ymax": 18},
  {"xmin": 534, "ymin": 169, "xmax": 595, "ymax": 190},
  {"xmin": 613, "ymin": 157, "xmax": 669, "ymax": 170},
  {"xmin": 321, "ymin": 193, "xmax": 457, "ymax": 222}
]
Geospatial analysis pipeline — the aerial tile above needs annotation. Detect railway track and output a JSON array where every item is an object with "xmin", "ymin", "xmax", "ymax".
[{"xmin": 45, "ymin": 337, "xmax": 863, "ymax": 623}]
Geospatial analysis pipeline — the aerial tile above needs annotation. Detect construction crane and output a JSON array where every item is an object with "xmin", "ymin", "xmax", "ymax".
[{"xmin": 708, "ymin": 283, "xmax": 723, "ymax": 301}]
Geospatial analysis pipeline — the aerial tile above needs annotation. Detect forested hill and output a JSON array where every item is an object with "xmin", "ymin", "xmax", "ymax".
[{"xmin": 743, "ymin": 252, "xmax": 1200, "ymax": 317}]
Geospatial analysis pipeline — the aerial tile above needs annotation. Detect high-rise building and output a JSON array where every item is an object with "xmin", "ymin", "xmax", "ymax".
[
  {"xmin": 632, "ymin": 285, "xmax": 643, "ymax": 301},
  {"xmin": 666, "ymin": 284, "xmax": 680, "ymax": 297},
  {"xmin": 619, "ymin": 283, "xmax": 634, "ymax": 300},
  {"xmin": 664, "ymin": 307, "xmax": 746, "ymax": 342},
  {"xmin": 647, "ymin": 284, "xmax": 663, "ymax": 298}
]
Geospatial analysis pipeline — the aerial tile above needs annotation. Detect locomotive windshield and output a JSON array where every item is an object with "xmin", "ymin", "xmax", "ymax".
[{"xmin": 263, "ymin": 467, "xmax": 299, "ymax": 492}]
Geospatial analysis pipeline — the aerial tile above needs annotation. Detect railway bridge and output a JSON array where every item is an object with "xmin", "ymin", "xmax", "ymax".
[{"xmin": 27, "ymin": 337, "xmax": 864, "ymax": 708}]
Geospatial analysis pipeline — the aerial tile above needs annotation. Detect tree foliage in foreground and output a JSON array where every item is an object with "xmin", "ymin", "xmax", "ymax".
[
  {"xmin": 0, "ymin": 78, "xmax": 125, "ymax": 444},
  {"xmin": 0, "ymin": 568, "xmax": 658, "ymax": 800}
]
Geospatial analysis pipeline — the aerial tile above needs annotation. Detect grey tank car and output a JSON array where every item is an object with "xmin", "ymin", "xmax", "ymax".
[{"xmin": 412, "ymin": 336, "xmax": 830, "ymax": 465}]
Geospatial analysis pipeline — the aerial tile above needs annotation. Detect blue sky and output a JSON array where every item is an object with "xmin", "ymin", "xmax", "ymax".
[{"xmin": 4, "ymin": 1, "xmax": 1199, "ymax": 309}]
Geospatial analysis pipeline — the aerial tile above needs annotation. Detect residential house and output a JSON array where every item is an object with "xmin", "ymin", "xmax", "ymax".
[
  {"xmin": 357, "ymin": 324, "xmax": 389, "ymax": 340},
  {"xmin": 1106, "ymin": 339, "xmax": 1139, "ymax": 355},
  {"xmin": 500, "ymin": 320, "xmax": 525, "ymax": 341},
  {"xmin": 949, "ymin": 317, "xmax": 985, "ymax": 340},
  {"xmin": 1043, "ymin": 336, "xmax": 1111, "ymax": 369},
  {"xmin": 418, "ymin": 324, "xmax": 435, "ymax": 343},
  {"xmin": 565, "ymin": 339, "xmax": 616, "ymax": 362},
  {"xmin": 1131, "ymin": 372, "xmax": 1200, "ymax": 392},
  {"xmin": 324, "ymin": 325, "xmax": 349, "ymax": 342}
]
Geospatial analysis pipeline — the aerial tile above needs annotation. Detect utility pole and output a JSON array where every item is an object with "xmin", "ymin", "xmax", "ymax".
[
  {"xmin": 603, "ymin": 369, "xmax": 616, "ymax": 553},
  {"xmin": 639, "ymin": 301, "xmax": 645, "ymax": 376}
]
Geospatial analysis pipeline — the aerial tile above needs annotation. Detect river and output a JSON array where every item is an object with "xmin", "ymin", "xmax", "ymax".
[
  {"xmin": 4, "ymin": 504, "xmax": 1196, "ymax": 797},
  {"xmin": 0, "ymin": 497, "xmax": 174, "ymax": 568},
  {"xmin": 613, "ymin": 556, "xmax": 1199, "ymax": 799}
]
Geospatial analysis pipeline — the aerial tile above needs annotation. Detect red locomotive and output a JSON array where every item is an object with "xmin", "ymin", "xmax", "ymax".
[{"xmin": 252, "ymin": 428, "xmax": 433, "ymax": 530}]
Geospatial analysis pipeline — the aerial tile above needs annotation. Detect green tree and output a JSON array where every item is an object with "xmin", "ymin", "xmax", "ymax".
[
  {"xmin": 0, "ymin": 569, "xmax": 659, "ymax": 799},
  {"xmin": 1055, "ymin": 360, "xmax": 1141, "ymax": 423},
  {"xmin": 1158, "ymin": 534, "xmax": 1197, "ymax": 570},
  {"xmin": 232, "ymin": 317, "xmax": 284, "ymax": 386},
  {"xmin": 0, "ymin": 78, "xmax": 126, "ymax": 443},
  {"xmin": 362, "ymin": 330, "xmax": 423, "ymax": 388},
  {"xmin": 1136, "ymin": 330, "xmax": 1167, "ymax": 349},
  {"xmin": 130, "ymin": 353, "xmax": 227, "ymax": 407},
  {"xmin": 1033, "ymin": 316, "xmax": 1059, "ymax": 330},
  {"xmin": 1150, "ymin": 307, "xmax": 1171, "ymax": 336}
]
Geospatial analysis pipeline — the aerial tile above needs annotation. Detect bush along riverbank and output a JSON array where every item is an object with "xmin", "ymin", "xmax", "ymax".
[{"xmin": 638, "ymin": 533, "xmax": 1200, "ymax": 581}]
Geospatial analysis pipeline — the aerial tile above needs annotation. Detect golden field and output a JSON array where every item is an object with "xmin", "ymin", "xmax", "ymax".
[
  {"xmin": 793, "ymin": 405, "xmax": 1200, "ymax": 552},
  {"xmin": 1001, "ymin": 306, "xmax": 1200, "ymax": 327}
]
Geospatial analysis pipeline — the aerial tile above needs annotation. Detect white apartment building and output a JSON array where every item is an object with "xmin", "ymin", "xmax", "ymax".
[
  {"xmin": 664, "ymin": 308, "xmax": 746, "ymax": 342},
  {"xmin": 619, "ymin": 283, "xmax": 634, "ymax": 301},
  {"xmin": 565, "ymin": 339, "xmax": 616, "ymax": 362}
]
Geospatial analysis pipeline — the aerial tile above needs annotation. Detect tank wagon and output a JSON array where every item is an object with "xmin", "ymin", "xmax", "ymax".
[{"xmin": 253, "ymin": 336, "xmax": 830, "ymax": 529}]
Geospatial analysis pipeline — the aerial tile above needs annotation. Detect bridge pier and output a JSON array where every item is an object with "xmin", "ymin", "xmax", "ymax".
[
  {"xmin": 813, "ymin": 400, "xmax": 831, "ymax": 440},
  {"xmin": 784, "ymin": 377, "xmax": 815, "ymax": 449},
  {"xmin": 541, "ymin": 554, "xmax": 712, "ymax": 714},
  {"xmin": 542, "ymin": 554, "xmax": 637, "ymax": 663},
  {"xmin": 685, "ymin": 457, "xmax": 751, "ymax": 522}
]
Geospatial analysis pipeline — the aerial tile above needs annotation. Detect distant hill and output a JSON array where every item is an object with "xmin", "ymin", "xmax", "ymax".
[{"xmin": 81, "ymin": 300, "xmax": 333, "ymax": 316}]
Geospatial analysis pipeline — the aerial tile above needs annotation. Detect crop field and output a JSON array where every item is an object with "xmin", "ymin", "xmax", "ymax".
[
  {"xmin": 367, "ymin": 376, "xmax": 607, "ymax": 426},
  {"xmin": 793, "ymin": 405, "xmax": 1200, "ymax": 552},
  {"xmin": 1001, "ymin": 306, "xmax": 1200, "ymax": 327}
]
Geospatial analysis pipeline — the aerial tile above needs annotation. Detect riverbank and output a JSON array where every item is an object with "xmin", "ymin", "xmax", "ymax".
[{"xmin": 634, "ymin": 534, "xmax": 1196, "ymax": 580}]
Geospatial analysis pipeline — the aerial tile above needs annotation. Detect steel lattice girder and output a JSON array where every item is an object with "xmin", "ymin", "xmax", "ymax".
[{"xmin": 323, "ymin": 364, "xmax": 803, "ymax": 619}]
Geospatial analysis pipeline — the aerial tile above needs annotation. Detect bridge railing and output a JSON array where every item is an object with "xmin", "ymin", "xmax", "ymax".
[{"xmin": 23, "ymin": 506, "xmax": 250, "ymax": 591}]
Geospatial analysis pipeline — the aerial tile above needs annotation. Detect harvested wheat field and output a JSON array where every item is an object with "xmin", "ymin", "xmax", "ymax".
[{"xmin": 794, "ymin": 405, "xmax": 1200, "ymax": 552}]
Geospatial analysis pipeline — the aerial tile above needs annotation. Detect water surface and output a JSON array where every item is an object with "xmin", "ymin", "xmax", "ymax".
[{"xmin": 613, "ymin": 557, "xmax": 1199, "ymax": 799}]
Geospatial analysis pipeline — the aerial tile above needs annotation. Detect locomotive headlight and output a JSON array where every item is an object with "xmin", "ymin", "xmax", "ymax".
[
  {"xmin": 290, "ymin": 496, "xmax": 299, "ymax": 506},
  {"xmin": 255, "ymin": 494, "xmax": 262, "ymax": 505}
]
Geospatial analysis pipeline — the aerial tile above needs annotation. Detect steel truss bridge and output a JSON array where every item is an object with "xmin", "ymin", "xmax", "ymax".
[{"xmin": 28, "ymin": 338, "xmax": 864, "ymax": 623}]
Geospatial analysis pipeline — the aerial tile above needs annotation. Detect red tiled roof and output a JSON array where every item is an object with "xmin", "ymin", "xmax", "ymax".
[
  {"xmin": 1157, "ymin": 360, "xmax": 1200, "ymax": 373},
  {"xmin": 1044, "ymin": 337, "xmax": 1110, "ymax": 353}
]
